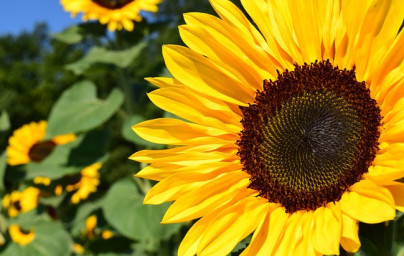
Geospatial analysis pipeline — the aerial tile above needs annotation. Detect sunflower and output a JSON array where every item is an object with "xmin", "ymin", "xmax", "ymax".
[
  {"xmin": 66, "ymin": 163, "xmax": 102, "ymax": 204},
  {"xmin": 2, "ymin": 187, "xmax": 40, "ymax": 217},
  {"xmin": 131, "ymin": 0, "xmax": 404, "ymax": 255},
  {"xmin": 9, "ymin": 225, "xmax": 35, "ymax": 246},
  {"xmin": 6, "ymin": 121, "xmax": 76, "ymax": 166},
  {"xmin": 60, "ymin": 0, "xmax": 162, "ymax": 31},
  {"xmin": 85, "ymin": 215, "xmax": 97, "ymax": 239}
]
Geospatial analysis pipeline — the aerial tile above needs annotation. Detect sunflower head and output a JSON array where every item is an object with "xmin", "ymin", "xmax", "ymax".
[
  {"xmin": 6, "ymin": 121, "xmax": 75, "ymax": 166},
  {"xmin": 85, "ymin": 215, "xmax": 97, "ymax": 239},
  {"xmin": 2, "ymin": 187, "xmax": 40, "ymax": 217},
  {"xmin": 66, "ymin": 163, "xmax": 101, "ymax": 204},
  {"xmin": 9, "ymin": 225, "xmax": 35, "ymax": 246},
  {"xmin": 131, "ymin": 0, "xmax": 404, "ymax": 255},
  {"xmin": 238, "ymin": 60, "xmax": 381, "ymax": 213},
  {"xmin": 60, "ymin": 0, "xmax": 162, "ymax": 31}
]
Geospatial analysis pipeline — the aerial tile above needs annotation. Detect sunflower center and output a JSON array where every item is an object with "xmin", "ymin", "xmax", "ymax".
[
  {"xmin": 91, "ymin": 0, "xmax": 134, "ymax": 9},
  {"xmin": 28, "ymin": 141, "xmax": 56, "ymax": 162},
  {"xmin": 238, "ymin": 60, "xmax": 381, "ymax": 213},
  {"xmin": 12, "ymin": 200, "xmax": 22, "ymax": 211}
]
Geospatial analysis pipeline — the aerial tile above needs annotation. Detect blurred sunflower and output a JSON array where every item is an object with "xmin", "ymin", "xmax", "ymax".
[
  {"xmin": 9, "ymin": 225, "xmax": 35, "ymax": 246},
  {"xmin": 2, "ymin": 187, "xmax": 40, "ymax": 217},
  {"xmin": 66, "ymin": 163, "xmax": 101, "ymax": 204},
  {"xmin": 6, "ymin": 121, "xmax": 76, "ymax": 166},
  {"xmin": 131, "ymin": 0, "xmax": 404, "ymax": 255},
  {"xmin": 60, "ymin": 0, "xmax": 161, "ymax": 31}
]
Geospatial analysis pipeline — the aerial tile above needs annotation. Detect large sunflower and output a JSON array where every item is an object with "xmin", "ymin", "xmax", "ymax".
[
  {"xmin": 131, "ymin": 0, "xmax": 404, "ymax": 255},
  {"xmin": 60, "ymin": 0, "xmax": 162, "ymax": 31},
  {"xmin": 6, "ymin": 121, "xmax": 75, "ymax": 166}
]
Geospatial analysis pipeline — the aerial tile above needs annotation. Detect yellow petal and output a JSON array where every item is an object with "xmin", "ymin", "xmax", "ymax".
[
  {"xmin": 144, "ymin": 165, "xmax": 240, "ymax": 204},
  {"xmin": 379, "ymin": 121, "xmax": 404, "ymax": 143},
  {"xmin": 381, "ymin": 97, "xmax": 404, "ymax": 131},
  {"xmin": 272, "ymin": 211, "xmax": 305, "ymax": 255},
  {"xmin": 240, "ymin": 0, "xmax": 300, "ymax": 67},
  {"xmin": 9, "ymin": 225, "xmax": 35, "ymax": 246},
  {"xmin": 178, "ymin": 206, "xmax": 225, "ymax": 256},
  {"xmin": 136, "ymin": 160, "xmax": 239, "ymax": 181},
  {"xmin": 312, "ymin": 203, "xmax": 341, "ymax": 255},
  {"xmin": 145, "ymin": 77, "xmax": 184, "ymax": 88},
  {"xmin": 209, "ymin": 0, "xmax": 281, "ymax": 78},
  {"xmin": 286, "ymin": 0, "xmax": 322, "ymax": 62},
  {"xmin": 340, "ymin": 213, "xmax": 361, "ymax": 253},
  {"xmin": 131, "ymin": 147, "xmax": 236, "ymax": 166},
  {"xmin": 240, "ymin": 205, "xmax": 287, "ymax": 256},
  {"xmin": 368, "ymin": 143, "xmax": 404, "ymax": 183},
  {"xmin": 132, "ymin": 118, "xmax": 233, "ymax": 145},
  {"xmin": 384, "ymin": 182, "xmax": 404, "ymax": 212},
  {"xmin": 340, "ymin": 179, "xmax": 395, "ymax": 223},
  {"xmin": 162, "ymin": 171, "xmax": 251, "ymax": 223},
  {"xmin": 163, "ymin": 45, "xmax": 253, "ymax": 105},
  {"xmin": 370, "ymin": 30, "xmax": 404, "ymax": 86},
  {"xmin": 197, "ymin": 196, "xmax": 268, "ymax": 256},
  {"xmin": 147, "ymin": 88, "xmax": 241, "ymax": 133}
]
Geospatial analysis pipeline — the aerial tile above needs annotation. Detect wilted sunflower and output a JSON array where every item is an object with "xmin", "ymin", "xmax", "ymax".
[
  {"xmin": 6, "ymin": 121, "xmax": 76, "ymax": 166},
  {"xmin": 60, "ymin": 0, "xmax": 161, "ymax": 31},
  {"xmin": 131, "ymin": 0, "xmax": 404, "ymax": 255}
]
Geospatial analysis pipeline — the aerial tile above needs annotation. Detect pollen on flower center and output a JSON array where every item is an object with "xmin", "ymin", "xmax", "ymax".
[
  {"xmin": 91, "ymin": 0, "xmax": 134, "ymax": 9},
  {"xmin": 237, "ymin": 60, "xmax": 381, "ymax": 213}
]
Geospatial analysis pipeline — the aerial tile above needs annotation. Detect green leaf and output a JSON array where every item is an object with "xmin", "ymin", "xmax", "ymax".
[
  {"xmin": 103, "ymin": 179, "xmax": 182, "ymax": 241},
  {"xmin": 354, "ymin": 236, "xmax": 380, "ymax": 256},
  {"xmin": 3, "ymin": 219, "xmax": 72, "ymax": 256},
  {"xmin": 26, "ymin": 132, "xmax": 107, "ymax": 179},
  {"xmin": 39, "ymin": 194, "xmax": 65, "ymax": 208},
  {"xmin": 52, "ymin": 26, "xmax": 83, "ymax": 44},
  {"xmin": 392, "ymin": 212, "xmax": 404, "ymax": 255},
  {"xmin": 66, "ymin": 42, "xmax": 146, "ymax": 75},
  {"xmin": 45, "ymin": 80, "xmax": 124, "ymax": 138},
  {"xmin": 25, "ymin": 139, "xmax": 82, "ymax": 180},
  {"xmin": 70, "ymin": 198, "xmax": 104, "ymax": 237},
  {"xmin": 0, "ymin": 111, "xmax": 10, "ymax": 131},
  {"xmin": 67, "ymin": 130, "xmax": 109, "ymax": 166},
  {"xmin": 121, "ymin": 115, "xmax": 164, "ymax": 149},
  {"xmin": 0, "ymin": 152, "xmax": 6, "ymax": 191}
]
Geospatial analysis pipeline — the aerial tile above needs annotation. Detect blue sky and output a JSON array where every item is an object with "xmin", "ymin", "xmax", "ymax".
[{"xmin": 0, "ymin": 1, "xmax": 82, "ymax": 35}]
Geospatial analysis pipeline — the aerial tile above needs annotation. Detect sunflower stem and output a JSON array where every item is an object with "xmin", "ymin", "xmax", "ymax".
[{"xmin": 114, "ymin": 30, "xmax": 134, "ymax": 114}]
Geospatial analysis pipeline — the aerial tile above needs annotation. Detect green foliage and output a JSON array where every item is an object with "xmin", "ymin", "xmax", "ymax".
[
  {"xmin": 53, "ymin": 26, "xmax": 84, "ymax": 44},
  {"xmin": 3, "ymin": 214, "xmax": 72, "ymax": 256},
  {"xmin": 45, "ymin": 80, "xmax": 124, "ymax": 138},
  {"xmin": 103, "ymin": 179, "xmax": 183, "ymax": 241},
  {"xmin": 0, "ymin": 111, "xmax": 10, "ymax": 132},
  {"xmin": 0, "ymin": 152, "xmax": 6, "ymax": 191},
  {"xmin": 66, "ymin": 43, "xmax": 146, "ymax": 75}
]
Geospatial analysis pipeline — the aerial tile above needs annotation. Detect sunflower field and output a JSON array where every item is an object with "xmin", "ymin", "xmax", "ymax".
[{"xmin": 1, "ymin": 0, "xmax": 404, "ymax": 256}]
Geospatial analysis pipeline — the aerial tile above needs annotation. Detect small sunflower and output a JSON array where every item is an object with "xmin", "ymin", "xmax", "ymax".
[
  {"xmin": 6, "ymin": 121, "xmax": 76, "ymax": 166},
  {"xmin": 73, "ymin": 243, "xmax": 85, "ymax": 254},
  {"xmin": 2, "ymin": 187, "xmax": 40, "ymax": 217},
  {"xmin": 33, "ymin": 176, "xmax": 51, "ymax": 186},
  {"xmin": 85, "ymin": 215, "xmax": 97, "ymax": 239},
  {"xmin": 9, "ymin": 225, "xmax": 35, "ymax": 246},
  {"xmin": 131, "ymin": 0, "xmax": 404, "ymax": 255},
  {"xmin": 60, "ymin": 0, "xmax": 162, "ymax": 31},
  {"xmin": 66, "ymin": 163, "xmax": 101, "ymax": 204}
]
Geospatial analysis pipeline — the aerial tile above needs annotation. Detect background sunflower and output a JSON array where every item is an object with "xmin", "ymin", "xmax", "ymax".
[{"xmin": 60, "ymin": 0, "xmax": 162, "ymax": 31}]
